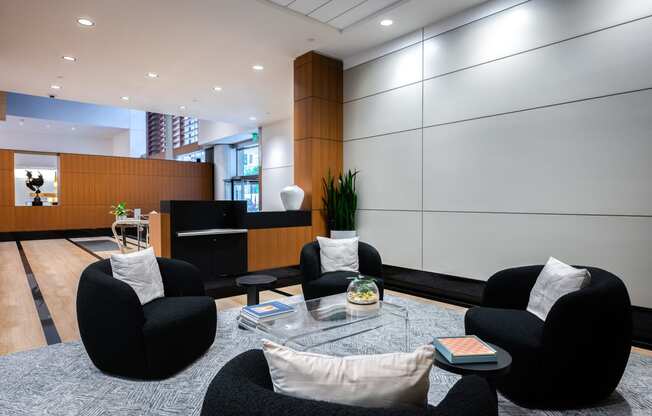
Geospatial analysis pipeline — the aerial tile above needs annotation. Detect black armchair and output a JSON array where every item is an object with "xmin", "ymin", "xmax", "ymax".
[
  {"xmin": 300, "ymin": 240, "xmax": 384, "ymax": 300},
  {"xmin": 76, "ymin": 257, "xmax": 217, "ymax": 380},
  {"xmin": 465, "ymin": 265, "xmax": 632, "ymax": 408},
  {"xmin": 201, "ymin": 349, "xmax": 498, "ymax": 416}
]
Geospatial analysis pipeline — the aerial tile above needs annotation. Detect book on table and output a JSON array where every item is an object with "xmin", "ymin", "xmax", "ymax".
[
  {"xmin": 433, "ymin": 335, "xmax": 497, "ymax": 364},
  {"xmin": 241, "ymin": 301, "xmax": 295, "ymax": 323}
]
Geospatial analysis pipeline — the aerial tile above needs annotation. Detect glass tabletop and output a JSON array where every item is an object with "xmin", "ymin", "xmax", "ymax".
[{"xmin": 237, "ymin": 293, "xmax": 409, "ymax": 353}]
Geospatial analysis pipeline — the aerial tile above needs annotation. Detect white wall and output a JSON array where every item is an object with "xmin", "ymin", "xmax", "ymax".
[
  {"xmin": 343, "ymin": 0, "xmax": 652, "ymax": 307},
  {"xmin": 0, "ymin": 129, "xmax": 115, "ymax": 155},
  {"xmin": 261, "ymin": 118, "xmax": 293, "ymax": 211},
  {"xmin": 112, "ymin": 130, "xmax": 131, "ymax": 157}
]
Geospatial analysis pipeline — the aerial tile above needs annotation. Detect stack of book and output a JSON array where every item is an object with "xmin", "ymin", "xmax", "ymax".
[
  {"xmin": 240, "ymin": 301, "xmax": 295, "ymax": 324},
  {"xmin": 433, "ymin": 335, "xmax": 497, "ymax": 364}
]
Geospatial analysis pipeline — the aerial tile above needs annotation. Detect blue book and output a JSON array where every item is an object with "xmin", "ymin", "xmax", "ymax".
[
  {"xmin": 242, "ymin": 301, "xmax": 294, "ymax": 321},
  {"xmin": 433, "ymin": 335, "xmax": 497, "ymax": 364}
]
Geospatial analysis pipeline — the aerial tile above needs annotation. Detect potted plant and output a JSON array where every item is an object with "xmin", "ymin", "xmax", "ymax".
[
  {"xmin": 110, "ymin": 202, "xmax": 131, "ymax": 221},
  {"xmin": 322, "ymin": 169, "xmax": 358, "ymax": 239}
]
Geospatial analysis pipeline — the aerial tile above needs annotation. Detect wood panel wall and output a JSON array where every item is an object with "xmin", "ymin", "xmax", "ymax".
[
  {"xmin": 247, "ymin": 226, "xmax": 312, "ymax": 271},
  {"xmin": 293, "ymin": 51, "xmax": 343, "ymax": 238},
  {"xmin": 0, "ymin": 149, "xmax": 213, "ymax": 232}
]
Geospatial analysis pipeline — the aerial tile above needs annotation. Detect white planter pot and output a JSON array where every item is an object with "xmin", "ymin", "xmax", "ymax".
[
  {"xmin": 330, "ymin": 230, "xmax": 357, "ymax": 239},
  {"xmin": 280, "ymin": 185, "xmax": 304, "ymax": 211}
]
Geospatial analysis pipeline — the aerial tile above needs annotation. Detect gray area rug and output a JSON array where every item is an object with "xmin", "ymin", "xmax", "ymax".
[{"xmin": 0, "ymin": 295, "xmax": 650, "ymax": 415}]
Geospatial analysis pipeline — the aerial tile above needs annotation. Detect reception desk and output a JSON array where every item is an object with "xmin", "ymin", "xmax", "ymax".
[{"xmin": 149, "ymin": 201, "xmax": 312, "ymax": 281}]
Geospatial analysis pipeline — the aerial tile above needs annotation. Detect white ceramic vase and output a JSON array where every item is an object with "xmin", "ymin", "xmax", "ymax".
[
  {"xmin": 330, "ymin": 230, "xmax": 357, "ymax": 239},
  {"xmin": 280, "ymin": 185, "xmax": 305, "ymax": 211}
]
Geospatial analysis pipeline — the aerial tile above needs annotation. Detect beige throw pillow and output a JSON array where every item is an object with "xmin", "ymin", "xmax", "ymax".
[
  {"xmin": 527, "ymin": 257, "xmax": 591, "ymax": 321},
  {"xmin": 316, "ymin": 236, "xmax": 359, "ymax": 273},
  {"xmin": 110, "ymin": 247, "xmax": 164, "ymax": 305},
  {"xmin": 262, "ymin": 340, "xmax": 435, "ymax": 408}
]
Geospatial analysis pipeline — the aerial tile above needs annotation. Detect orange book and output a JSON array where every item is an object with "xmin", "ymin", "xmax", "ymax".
[{"xmin": 433, "ymin": 335, "xmax": 497, "ymax": 364}]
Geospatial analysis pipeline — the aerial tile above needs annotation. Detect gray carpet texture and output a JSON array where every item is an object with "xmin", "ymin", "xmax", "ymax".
[{"xmin": 0, "ymin": 295, "xmax": 650, "ymax": 415}]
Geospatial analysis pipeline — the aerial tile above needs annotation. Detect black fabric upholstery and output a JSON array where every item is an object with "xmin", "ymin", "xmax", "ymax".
[
  {"xmin": 465, "ymin": 266, "xmax": 632, "ymax": 408},
  {"xmin": 201, "ymin": 349, "xmax": 498, "ymax": 416},
  {"xmin": 300, "ymin": 241, "xmax": 384, "ymax": 300},
  {"xmin": 76, "ymin": 258, "xmax": 216, "ymax": 380}
]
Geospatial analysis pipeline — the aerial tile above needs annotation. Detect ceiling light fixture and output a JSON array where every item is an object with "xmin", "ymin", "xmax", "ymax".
[
  {"xmin": 147, "ymin": 72, "xmax": 159, "ymax": 78},
  {"xmin": 71, "ymin": 126, "xmax": 76, "ymax": 131},
  {"xmin": 249, "ymin": 116, "xmax": 257, "ymax": 121},
  {"xmin": 77, "ymin": 18, "xmax": 95, "ymax": 27},
  {"xmin": 19, "ymin": 119, "xmax": 25, "ymax": 126},
  {"xmin": 50, "ymin": 84, "xmax": 61, "ymax": 90},
  {"xmin": 121, "ymin": 96, "xmax": 130, "ymax": 101},
  {"xmin": 179, "ymin": 105, "xmax": 186, "ymax": 110},
  {"xmin": 380, "ymin": 19, "xmax": 393, "ymax": 26},
  {"xmin": 252, "ymin": 65, "xmax": 264, "ymax": 71},
  {"xmin": 213, "ymin": 86, "xmax": 222, "ymax": 91},
  {"xmin": 62, "ymin": 56, "xmax": 77, "ymax": 62}
]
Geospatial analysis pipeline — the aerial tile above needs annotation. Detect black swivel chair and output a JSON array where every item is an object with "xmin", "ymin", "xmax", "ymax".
[
  {"xmin": 201, "ymin": 349, "xmax": 498, "ymax": 416},
  {"xmin": 76, "ymin": 257, "xmax": 217, "ymax": 380},
  {"xmin": 465, "ymin": 265, "xmax": 632, "ymax": 408},
  {"xmin": 300, "ymin": 240, "xmax": 384, "ymax": 300}
]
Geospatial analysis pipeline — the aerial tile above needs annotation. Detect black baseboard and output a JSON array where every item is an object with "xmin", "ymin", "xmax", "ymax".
[
  {"xmin": 0, "ymin": 228, "xmax": 112, "ymax": 242},
  {"xmin": 632, "ymin": 306, "xmax": 652, "ymax": 350}
]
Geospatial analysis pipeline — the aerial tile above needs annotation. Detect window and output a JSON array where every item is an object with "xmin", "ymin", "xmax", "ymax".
[
  {"xmin": 146, "ymin": 112, "xmax": 166, "ymax": 156},
  {"xmin": 172, "ymin": 116, "xmax": 198, "ymax": 148},
  {"xmin": 175, "ymin": 150, "xmax": 205, "ymax": 163},
  {"xmin": 236, "ymin": 145, "xmax": 259, "ymax": 176}
]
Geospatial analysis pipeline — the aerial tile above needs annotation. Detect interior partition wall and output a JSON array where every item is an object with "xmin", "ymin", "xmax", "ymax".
[{"xmin": 343, "ymin": 0, "xmax": 652, "ymax": 309}]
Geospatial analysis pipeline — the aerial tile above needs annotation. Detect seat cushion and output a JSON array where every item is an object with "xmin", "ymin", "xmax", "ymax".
[
  {"xmin": 303, "ymin": 271, "xmax": 384, "ymax": 301},
  {"xmin": 142, "ymin": 296, "xmax": 216, "ymax": 378},
  {"xmin": 465, "ymin": 307, "xmax": 544, "ymax": 353}
]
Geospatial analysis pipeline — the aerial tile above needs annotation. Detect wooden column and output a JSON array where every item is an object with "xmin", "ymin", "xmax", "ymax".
[
  {"xmin": 0, "ymin": 91, "xmax": 6, "ymax": 121},
  {"xmin": 293, "ymin": 51, "xmax": 343, "ymax": 238}
]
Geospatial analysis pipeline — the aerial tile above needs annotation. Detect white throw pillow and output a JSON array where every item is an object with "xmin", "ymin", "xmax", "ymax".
[
  {"xmin": 526, "ymin": 257, "xmax": 591, "ymax": 321},
  {"xmin": 316, "ymin": 236, "xmax": 359, "ymax": 273},
  {"xmin": 110, "ymin": 247, "xmax": 165, "ymax": 305},
  {"xmin": 262, "ymin": 340, "xmax": 435, "ymax": 408}
]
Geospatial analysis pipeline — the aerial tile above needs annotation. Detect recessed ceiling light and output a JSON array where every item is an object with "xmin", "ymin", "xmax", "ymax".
[
  {"xmin": 19, "ymin": 119, "xmax": 24, "ymax": 126},
  {"xmin": 77, "ymin": 18, "xmax": 95, "ymax": 27},
  {"xmin": 252, "ymin": 65, "xmax": 264, "ymax": 71},
  {"xmin": 46, "ymin": 124, "xmax": 51, "ymax": 128},
  {"xmin": 50, "ymin": 84, "xmax": 61, "ymax": 90},
  {"xmin": 71, "ymin": 126, "xmax": 76, "ymax": 131},
  {"xmin": 121, "ymin": 96, "xmax": 130, "ymax": 101},
  {"xmin": 213, "ymin": 86, "xmax": 222, "ymax": 92},
  {"xmin": 249, "ymin": 116, "xmax": 257, "ymax": 121},
  {"xmin": 179, "ymin": 105, "xmax": 186, "ymax": 110},
  {"xmin": 62, "ymin": 56, "xmax": 77, "ymax": 62},
  {"xmin": 147, "ymin": 72, "xmax": 159, "ymax": 78},
  {"xmin": 380, "ymin": 19, "xmax": 393, "ymax": 26}
]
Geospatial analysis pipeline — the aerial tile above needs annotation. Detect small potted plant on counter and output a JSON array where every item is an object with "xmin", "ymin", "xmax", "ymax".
[
  {"xmin": 110, "ymin": 202, "xmax": 131, "ymax": 221},
  {"xmin": 322, "ymin": 169, "xmax": 358, "ymax": 239}
]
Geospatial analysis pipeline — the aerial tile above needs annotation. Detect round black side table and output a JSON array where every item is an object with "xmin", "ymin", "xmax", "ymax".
[
  {"xmin": 434, "ymin": 341, "xmax": 512, "ymax": 388},
  {"xmin": 236, "ymin": 274, "xmax": 278, "ymax": 306}
]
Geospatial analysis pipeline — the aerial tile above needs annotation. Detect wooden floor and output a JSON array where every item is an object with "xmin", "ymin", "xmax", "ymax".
[{"xmin": 0, "ymin": 238, "xmax": 650, "ymax": 359}]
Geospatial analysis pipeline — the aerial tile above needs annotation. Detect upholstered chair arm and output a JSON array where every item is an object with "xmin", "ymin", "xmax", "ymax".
[
  {"xmin": 300, "ymin": 242, "xmax": 321, "ymax": 283},
  {"xmin": 157, "ymin": 257, "xmax": 206, "ymax": 297},
  {"xmin": 434, "ymin": 375, "xmax": 498, "ymax": 416},
  {"xmin": 76, "ymin": 260, "xmax": 148, "ymax": 377},
  {"xmin": 358, "ymin": 242, "xmax": 382, "ymax": 278},
  {"xmin": 482, "ymin": 265, "xmax": 542, "ymax": 309}
]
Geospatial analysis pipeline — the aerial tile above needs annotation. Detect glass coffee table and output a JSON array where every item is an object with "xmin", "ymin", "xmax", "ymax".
[{"xmin": 237, "ymin": 293, "xmax": 409, "ymax": 355}]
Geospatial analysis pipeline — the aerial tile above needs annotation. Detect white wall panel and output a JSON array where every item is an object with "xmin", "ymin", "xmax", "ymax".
[
  {"xmin": 344, "ymin": 43, "xmax": 422, "ymax": 102},
  {"xmin": 422, "ymin": 90, "xmax": 652, "ymax": 215},
  {"xmin": 423, "ymin": 211, "xmax": 652, "ymax": 307},
  {"xmin": 262, "ymin": 118, "xmax": 293, "ymax": 169},
  {"xmin": 424, "ymin": 0, "xmax": 652, "ymax": 79},
  {"xmin": 344, "ymin": 83, "xmax": 421, "ymax": 140},
  {"xmin": 262, "ymin": 166, "xmax": 293, "ymax": 212},
  {"xmin": 357, "ymin": 210, "xmax": 422, "ymax": 270},
  {"xmin": 344, "ymin": 130, "xmax": 422, "ymax": 210},
  {"xmin": 423, "ymin": 17, "xmax": 652, "ymax": 126}
]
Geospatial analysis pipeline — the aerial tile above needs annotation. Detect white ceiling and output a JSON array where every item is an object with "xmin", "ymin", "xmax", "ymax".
[
  {"xmin": 267, "ymin": 0, "xmax": 403, "ymax": 30},
  {"xmin": 0, "ymin": 116, "xmax": 126, "ymax": 140},
  {"xmin": 0, "ymin": 0, "xmax": 485, "ymax": 127}
]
